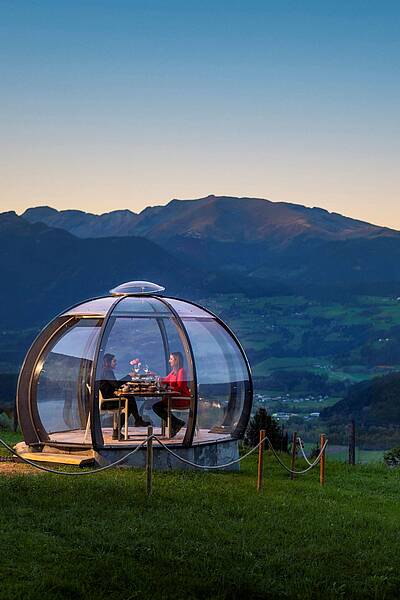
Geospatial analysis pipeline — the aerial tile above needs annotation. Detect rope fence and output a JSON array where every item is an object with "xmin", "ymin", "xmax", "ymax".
[
  {"xmin": 0, "ymin": 436, "xmax": 149, "ymax": 476},
  {"xmin": 297, "ymin": 437, "xmax": 314, "ymax": 466},
  {"xmin": 0, "ymin": 429, "xmax": 328, "ymax": 493},
  {"xmin": 267, "ymin": 436, "xmax": 328, "ymax": 475}
]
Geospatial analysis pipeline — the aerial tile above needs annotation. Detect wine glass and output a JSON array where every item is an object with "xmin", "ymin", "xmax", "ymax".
[{"xmin": 142, "ymin": 363, "xmax": 149, "ymax": 383}]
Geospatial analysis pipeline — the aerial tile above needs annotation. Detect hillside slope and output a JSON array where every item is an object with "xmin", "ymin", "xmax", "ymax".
[
  {"xmin": 0, "ymin": 212, "xmax": 256, "ymax": 329},
  {"xmin": 321, "ymin": 372, "xmax": 400, "ymax": 426}
]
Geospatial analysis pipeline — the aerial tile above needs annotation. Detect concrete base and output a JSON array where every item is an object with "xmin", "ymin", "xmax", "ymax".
[{"xmin": 95, "ymin": 438, "xmax": 240, "ymax": 471}]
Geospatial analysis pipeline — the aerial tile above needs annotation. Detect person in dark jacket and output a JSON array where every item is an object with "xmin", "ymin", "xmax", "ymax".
[{"xmin": 100, "ymin": 353, "xmax": 150, "ymax": 438}]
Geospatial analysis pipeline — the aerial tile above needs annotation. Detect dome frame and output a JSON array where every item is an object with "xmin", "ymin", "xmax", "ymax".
[
  {"xmin": 161, "ymin": 295, "xmax": 253, "ymax": 440},
  {"xmin": 17, "ymin": 295, "xmax": 116, "ymax": 447},
  {"xmin": 17, "ymin": 291, "xmax": 253, "ymax": 451}
]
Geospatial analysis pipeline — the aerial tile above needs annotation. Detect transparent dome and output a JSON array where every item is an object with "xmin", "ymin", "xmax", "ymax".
[{"xmin": 17, "ymin": 285, "xmax": 252, "ymax": 450}]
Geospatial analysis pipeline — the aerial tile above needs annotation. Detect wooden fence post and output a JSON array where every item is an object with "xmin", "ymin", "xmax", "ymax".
[
  {"xmin": 349, "ymin": 420, "xmax": 356, "ymax": 466},
  {"xmin": 320, "ymin": 433, "xmax": 326, "ymax": 486},
  {"xmin": 290, "ymin": 431, "xmax": 297, "ymax": 480},
  {"xmin": 257, "ymin": 429, "xmax": 266, "ymax": 492},
  {"xmin": 146, "ymin": 425, "xmax": 153, "ymax": 497}
]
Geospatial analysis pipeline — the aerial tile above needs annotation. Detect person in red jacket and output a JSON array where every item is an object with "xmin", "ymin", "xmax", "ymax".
[{"xmin": 152, "ymin": 351, "xmax": 191, "ymax": 437}]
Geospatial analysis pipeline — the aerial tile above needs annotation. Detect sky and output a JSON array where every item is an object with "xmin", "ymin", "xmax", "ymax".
[{"xmin": 1, "ymin": 0, "xmax": 399, "ymax": 228}]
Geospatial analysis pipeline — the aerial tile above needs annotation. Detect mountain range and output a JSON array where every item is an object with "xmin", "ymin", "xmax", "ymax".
[
  {"xmin": 2, "ymin": 194, "xmax": 400, "ymax": 331},
  {"xmin": 21, "ymin": 195, "xmax": 400, "ymax": 288},
  {"xmin": 23, "ymin": 194, "xmax": 392, "ymax": 242}
]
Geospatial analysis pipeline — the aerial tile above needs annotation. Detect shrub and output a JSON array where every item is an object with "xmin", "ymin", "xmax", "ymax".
[
  {"xmin": 384, "ymin": 446, "xmax": 400, "ymax": 468},
  {"xmin": 245, "ymin": 408, "xmax": 287, "ymax": 451},
  {"xmin": 0, "ymin": 411, "xmax": 13, "ymax": 431}
]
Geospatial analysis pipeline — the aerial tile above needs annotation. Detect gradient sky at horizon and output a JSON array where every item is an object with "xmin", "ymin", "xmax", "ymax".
[{"xmin": 1, "ymin": 1, "xmax": 399, "ymax": 228}]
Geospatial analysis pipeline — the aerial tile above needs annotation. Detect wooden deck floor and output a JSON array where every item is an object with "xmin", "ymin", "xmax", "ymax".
[{"xmin": 49, "ymin": 427, "xmax": 231, "ymax": 446}]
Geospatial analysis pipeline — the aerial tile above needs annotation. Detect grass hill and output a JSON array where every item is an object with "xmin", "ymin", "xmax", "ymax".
[
  {"xmin": 0, "ymin": 432, "xmax": 400, "ymax": 600},
  {"xmin": 321, "ymin": 373, "xmax": 400, "ymax": 427}
]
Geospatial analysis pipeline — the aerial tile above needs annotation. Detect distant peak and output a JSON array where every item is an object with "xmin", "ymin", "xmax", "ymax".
[
  {"xmin": 22, "ymin": 205, "xmax": 58, "ymax": 218},
  {"xmin": 0, "ymin": 210, "xmax": 19, "ymax": 221}
]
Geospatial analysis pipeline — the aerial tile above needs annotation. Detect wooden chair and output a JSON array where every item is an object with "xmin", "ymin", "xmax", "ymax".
[
  {"xmin": 161, "ymin": 397, "xmax": 199, "ymax": 438},
  {"xmin": 84, "ymin": 386, "xmax": 129, "ymax": 442}
]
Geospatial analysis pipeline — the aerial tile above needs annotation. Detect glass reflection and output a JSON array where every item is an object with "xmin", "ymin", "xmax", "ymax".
[
  {"xmin": 95, "ymin": 314, "xmax": 193, "ymax": 442},
  {"xmin": 183, "ymin": 319, "xmax": 249, "ymax": 435},
  {"xmin": 113, "ymin": 296, "xmax": 170, "ymax": 316},
  {"xmin": 36, "ymin": 318, "xmax": 101, "ymax": 439},
  {"xmin": 63, "ymin": 298, "xmax": 117, "ymax": 316},
  {"xmin": 164, "ymin": 298, "xmax": 211, "ymax": 318}
]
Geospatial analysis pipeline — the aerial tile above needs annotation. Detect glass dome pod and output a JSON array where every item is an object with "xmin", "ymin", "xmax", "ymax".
[{"xmin": 17, "ymin": 282, "xmax": 253, "ymax": 450}]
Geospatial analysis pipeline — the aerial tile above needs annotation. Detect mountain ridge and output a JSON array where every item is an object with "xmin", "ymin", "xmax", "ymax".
[
  {"xmin": 21, "ymin": 195, "xmax": 399, "ymax": 243},
  {"xmin": 14, "ymin": 196, "xmax": 400, "ymax": 293}
]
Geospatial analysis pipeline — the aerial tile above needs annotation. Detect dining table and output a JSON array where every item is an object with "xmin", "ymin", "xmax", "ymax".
[{"xmin": 113, "ymin": 386, "xmax": 179, "ymax": 439}]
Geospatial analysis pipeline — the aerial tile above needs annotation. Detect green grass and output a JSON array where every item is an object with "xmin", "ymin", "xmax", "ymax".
[
  {"xmin": 1, "ymin": 451, "xmax": 400, "ymax": 599},
  {"xmin": 353, "ymin": 449, "xmax": 386, "ymax": 463},
  {"xmin": 0, "ymin": 430, "xmax": 21, "ymax": 456},
  {"xmin": 301, "ymin": 443, "xmax": 386, "ymax": 465}
]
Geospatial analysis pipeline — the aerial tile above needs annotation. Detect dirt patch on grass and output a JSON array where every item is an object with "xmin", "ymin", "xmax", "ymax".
[{"xmin": 0, "ymin": 461, "xmax": 43, "ymax": 475}]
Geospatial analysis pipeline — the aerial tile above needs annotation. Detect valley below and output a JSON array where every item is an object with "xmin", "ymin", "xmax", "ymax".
[{"xmin": 2, "ymin": 291, "xmax": 400, "ymax": 450}]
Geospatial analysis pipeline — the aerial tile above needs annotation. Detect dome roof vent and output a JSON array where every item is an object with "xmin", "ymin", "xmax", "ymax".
[{"xmin": 109, "ymin": 281, "xmax": 165, "ymax": 296}]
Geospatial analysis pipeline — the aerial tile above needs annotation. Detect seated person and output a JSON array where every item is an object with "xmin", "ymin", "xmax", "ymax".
[
  {"xmin": 152, "ymin": 351, "xmax": 191, "ymax": 438},
  {"xmin": 99, "ymin": 353, "xmax": 150, "ymax": 438}
]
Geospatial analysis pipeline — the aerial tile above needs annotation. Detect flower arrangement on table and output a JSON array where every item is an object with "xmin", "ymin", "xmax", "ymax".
[{"xmin": 129, "ymin": 357, "xmax": 142, "ymax": 378}]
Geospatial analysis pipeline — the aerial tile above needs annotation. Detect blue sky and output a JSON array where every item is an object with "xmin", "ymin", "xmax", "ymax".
[{"xmin": 1, "ymin": 1, "xmax": 399, "ymax": 228}]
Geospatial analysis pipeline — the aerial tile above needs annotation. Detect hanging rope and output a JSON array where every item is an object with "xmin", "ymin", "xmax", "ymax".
[
  {"xmin": 151, "ymin": 435, "xmax": 262, "ymax": 469},
  {"xmin": 0, "ymin": 432, "xmax": 328, "ymax": 476},
  {"xmin": 0, "ymin": 433, "xmax": 267, "ymax": 473},
  {"xmin": 0, "ymin": 436, "xmax": 149, "ymax": 476},
  {"xmin": 150, "ymin": 435, "xmax": 328, "ymax": 474},
  {"xmin": 297, "ymin": 437, "xmax": 314, "ymax": 466},
  {"xmin": 266, "ymin": 436, "xmax": 328, "ymax": 474}
]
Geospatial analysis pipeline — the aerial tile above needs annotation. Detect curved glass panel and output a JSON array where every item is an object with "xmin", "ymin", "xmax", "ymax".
[
  {"xmin": 94, "ymin": 314, "xmax": 193, "ymax": 444},
  {"xmin": 164, "ymin": 298, "xmax": 212, "ymax": 318},
  {"xmin": 62, "ymin": 298, "xmax": 117, "ymax": 316},
  {"xmin": 35, "ymin": 318, "xmax": 102, "ymax": 442},
  {"xmin": 110, "ymin": 281, "xmax": 165, "ymax": 295},
  {"xmin": 183, "ymin": 319, "xmax": 249, "ymax": 437},
  {"xmin": 112, "ymin": 296, "xmax": 170, "ymax": 316}
]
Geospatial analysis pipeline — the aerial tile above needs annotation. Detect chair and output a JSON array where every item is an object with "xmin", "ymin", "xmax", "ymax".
[
  {"xmin": 161, "ymin": 397, "xmax": 199, "ymax": 438},
  {"xmin": 84, "ymin": 386, "xmax": 129, "ymax": 442}
]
